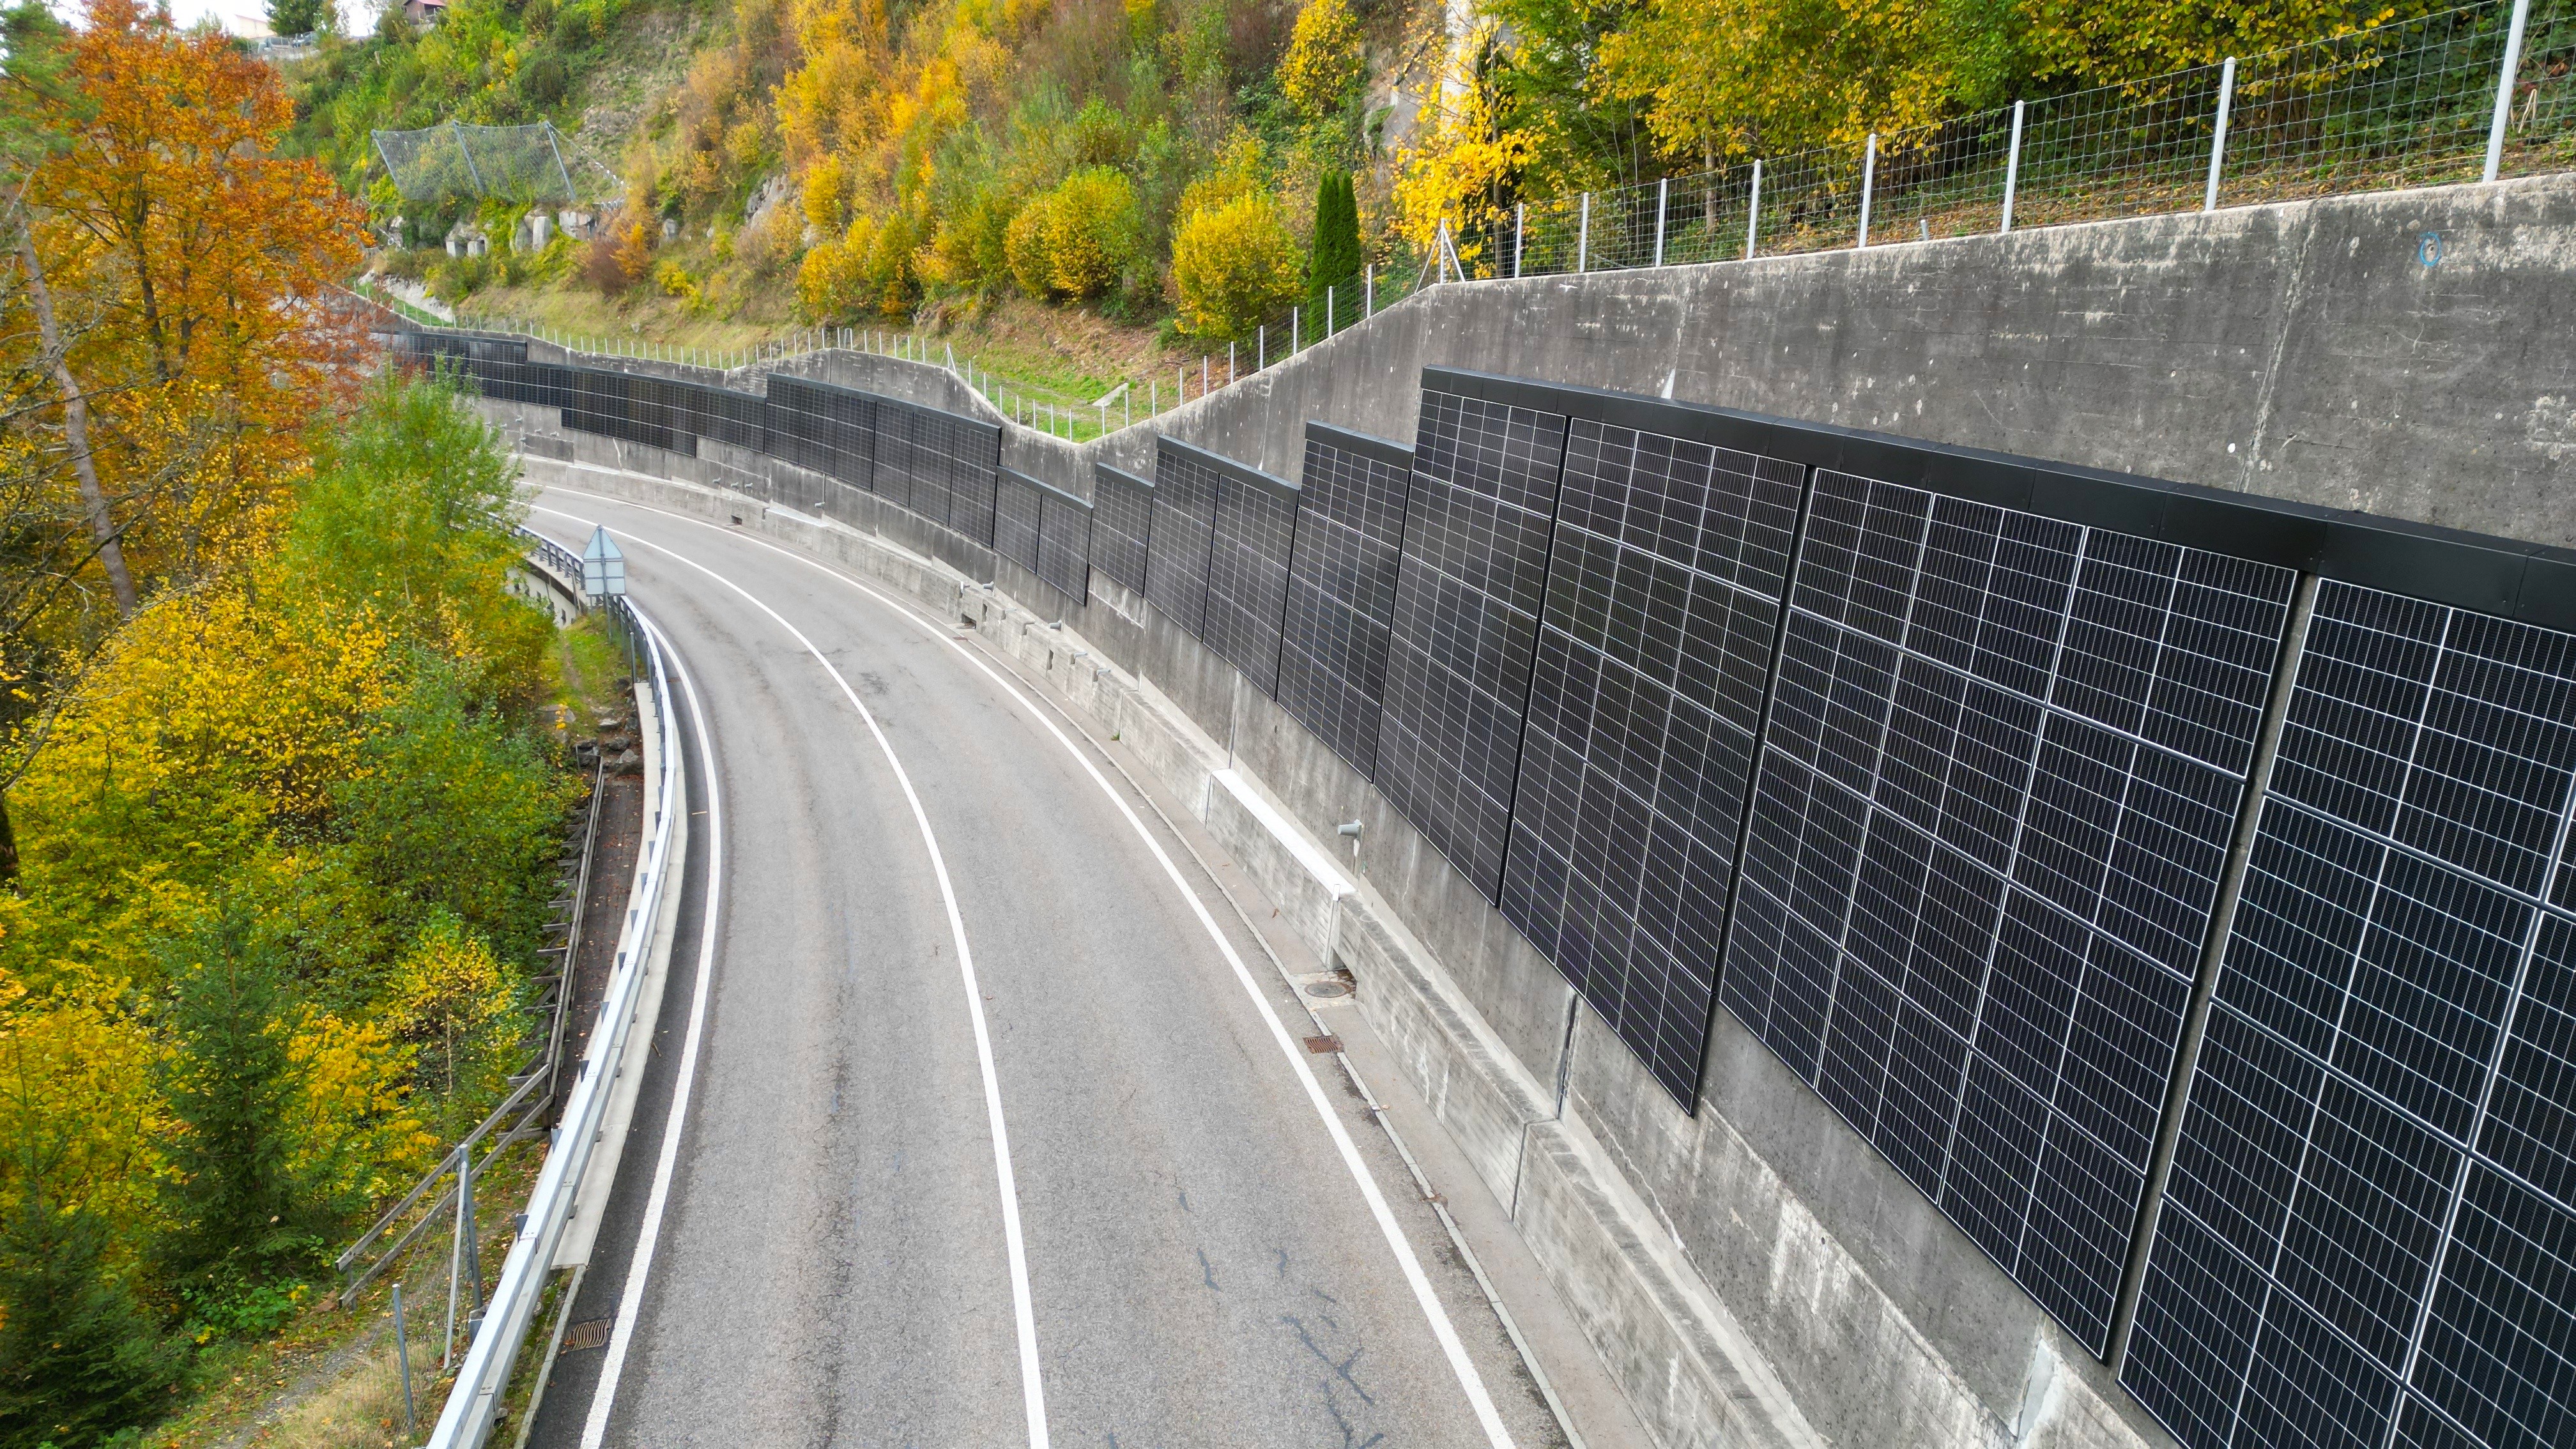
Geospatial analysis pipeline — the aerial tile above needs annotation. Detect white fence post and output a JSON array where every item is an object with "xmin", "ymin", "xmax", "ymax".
[
  {"xmin": 1292, "ymin": 305, "xmax": 1300, "ymax": 353},
  {"xmin": 2205, "ymin": 56, "xmax": 2237, "ymax": 212},
  {"xmin": 1258, "ymin": 324, "xmax": 1266, "ymax": 371},
  {"xmin": 2002, "ymin": 98, "xmax": 2026, "ymax": 233},
  {"xmin": 1365, "ymin": 264, "xmax": 1374, "ymax": 316},
  {"xmin": 1746, "ymin": 159, "xmax": 1762, "ymax": 259},
  {"xmin": 1857, "ymin": 133, "xmax": 1878, "ymax": 248},
  {"xmin": 2485, "ymin": 0, "xmax": 2533, "ymax": 182},
  {"xmin": 1514, "ymin": 202, "xmax": 1526, "ymax": 278},
  {"xmin": 1576, "ymin": 192, "xmax": 1590, "ymax": 272},
  {"xmin": 1653, "ymin": 176, "xmax": 1669, "ymax": 266}
]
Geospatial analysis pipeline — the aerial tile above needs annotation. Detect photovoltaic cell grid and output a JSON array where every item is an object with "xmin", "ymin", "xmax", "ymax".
[
  {"xmin": 1202, "ymin": 462, "xmax": 1300, "ymax": 696},
  {"xmin": 995, "ymin": 470, "xmax": 1044, "ymax": 576},
  {"xmin": 1035, "ymin": 483, "xmax": 1091, "ymax": 605},
  {"xmin": 1147, "ymin": 440, "xmax": 1221, "ymax": 638},
  {"xmin": 1277, "ymin": 425, "xmax": 1413, "ymax": 780},
  {"xmin": 1092, "ymin": 464, "xmax": 1153, "ymax": 595},
  {"xmin": 1720, "ymin": 468, "xmax": 2297, "ymax": 1351},
  {"xmin": 946, "ymin": 413, "xmax": 1002, "ymax": 549},
  {"xmin": 768, "ymin": 376, "xmax": 873, "ymax": 489},
  {"xmin": 2124, "ymin": 580, "xmax": 2576, "ymax": 1449},
  {"xmin": 1376, "ymin": 388, "xmax": 1571, "ymax": 901},
  {"xmin": 1502, "ymin": 420, "xmax": 1804, "ymax": 1105}
]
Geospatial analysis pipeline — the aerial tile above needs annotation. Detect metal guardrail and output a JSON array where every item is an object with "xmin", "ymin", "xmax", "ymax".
[{"xmin": 411, "ymin": 581, "xmax": 680, "ymax": 1449}]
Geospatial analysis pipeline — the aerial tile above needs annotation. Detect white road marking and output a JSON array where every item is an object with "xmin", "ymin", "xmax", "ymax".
[
  {"xmin": 537, "ymin": 489, "xmax": 1519, "ymax": 1449},
  {"xmin": 577, "ymin": 605, "xmax": 724, "ymax": 1449},
  {"xmin": 533, "ymin": 505, "xmax": 1054, "ymax": 1449}
]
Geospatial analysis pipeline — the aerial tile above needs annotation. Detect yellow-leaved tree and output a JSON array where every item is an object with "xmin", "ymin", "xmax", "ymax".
[
  {"xmin": 1170, "ymin": 191, "xmax": 1305, "ymax": 339},
  {"xmin": 1280, "ymin": 0, "xmax": 1367, "ymax": 121}
]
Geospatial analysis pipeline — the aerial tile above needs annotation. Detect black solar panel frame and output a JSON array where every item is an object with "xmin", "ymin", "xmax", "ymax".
[
  {"xmin": 2124, "ymin": 579, "xmax": 2576, "ymax": 1449},
  {"xmin": 1376, "ymin": 378, "xmax": 1573, "ymax": 903},
  {"xmin": 1199, "ymin": 447, "xmax": 1301, "ymax": 697},
  {"xmin": 1147, "ymin": 438, "xmax": 1222, "ymax": 638},
  {"xmin": 1502, "ymin": 414, "xmax": 1807, "ymax": 1108},
  {"xmin": 994, "ymin": 468, "xmax": 1044, "ymax": 575},
  {"xmin": 1091, "ymin": 463, "xmax": 1153, "ymax": 595},
  {"xmin": 1278, "ymin": 422, "xmax": 1413, "ymax": 780},
  {"xmin": 1713, "ymin": 461, "xmax": 2297, "ymax": 1352},
  {"xmin": 1035, "ymin": 479, "xmax": 1092, "ymax": 606}
]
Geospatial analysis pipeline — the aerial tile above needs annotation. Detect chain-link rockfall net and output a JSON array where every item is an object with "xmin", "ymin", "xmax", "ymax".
[{"xmin": 372, "ymin": 120, "xmax": 616, "ymax": 205}]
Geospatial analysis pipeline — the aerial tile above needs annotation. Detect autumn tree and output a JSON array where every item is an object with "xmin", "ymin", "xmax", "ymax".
[
  {"xmin": 17, "ymin": 0, "xmax": 366, "ymax": 600},
  {"xmin": 1593, "ymin": 0, "xmax": 2019, "ymax": 169}
]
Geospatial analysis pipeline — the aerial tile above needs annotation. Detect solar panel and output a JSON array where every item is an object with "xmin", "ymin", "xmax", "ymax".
[
  {"xmin": 1501, "ymin": 417, "xmax": 1804, "ymax": 1105},
  {"xmin": 1035, "ymin": 480, "xmax": 1091, "ymax": 605},
  {"xmin": 1278, "ymin": 422, "xmax": 1413, "ymax": 779},
  {"xmin": 1722, "ymin": 467, "xmax": 2297, "ymax": 1352},
  {"xmin": 1200, "ymin": 449, "xmax": 1300, "ymax": 696},
  {"xmin": 944, "ymin": 410, "xmax": 1002, "ymax": 549},
  {"xmin": 995, "ymin": 469, "xmax": 1043, "ymax": 576},
  {"xmin": 1376, "ymin": 382, "xmax": 1571, "ymax": 901},
  {"xmin": 1147, "ymin": 438, "xmax": 1222, "ymax": 638},
  {"xmin": 1091, "ymin": 463, "xmax": 1153, "ymax": 595},
  {"xmin": 2124, "ymin": 580, "xmax": 2576, "ymax": 1449}
]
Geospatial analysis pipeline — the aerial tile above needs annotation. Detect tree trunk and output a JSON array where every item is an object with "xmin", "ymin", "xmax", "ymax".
[{"xmin": 16, "ymin": 223, "xmax": 136, "ymax": 618}]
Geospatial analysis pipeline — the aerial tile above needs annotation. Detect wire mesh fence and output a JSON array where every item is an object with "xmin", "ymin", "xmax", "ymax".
[{"xmin": 1452, "ymin": 0, "xmax": 2569, "ymax": 277}]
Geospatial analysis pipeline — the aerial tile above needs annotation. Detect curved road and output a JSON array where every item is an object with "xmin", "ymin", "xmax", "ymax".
[{"xmin": 522, "ymin": 484, "xmax": 1573, "ymax": 1449}]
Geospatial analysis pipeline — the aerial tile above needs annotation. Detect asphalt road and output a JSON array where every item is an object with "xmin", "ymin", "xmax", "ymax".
[{"xmin": 522, "ymin": 486, "xmax": 1570, "ymax": 1449}]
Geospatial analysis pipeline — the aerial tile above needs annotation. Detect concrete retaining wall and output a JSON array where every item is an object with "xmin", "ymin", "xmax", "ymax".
[{"xmin": 481, "ymin": 171, "xmax": 2576, "ymax": 1449}]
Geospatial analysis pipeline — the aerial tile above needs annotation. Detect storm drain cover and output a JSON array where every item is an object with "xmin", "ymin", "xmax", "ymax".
[{"xmin": 1303, "ymin": 981, "xmax": 1350, "ymax": 999}]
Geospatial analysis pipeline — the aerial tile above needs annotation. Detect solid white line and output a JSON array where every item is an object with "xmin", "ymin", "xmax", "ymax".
[
  {"xmin": 535, "ymin": 489, "xmax": 1517, "ymax": 1449},
  {"xmin": 535, "ymin": 505, "xmax": 1053, "ymax": 1449},
  {"xmin": 576, "ymin": 605, "xmax": 724, "ymax": 1449}
]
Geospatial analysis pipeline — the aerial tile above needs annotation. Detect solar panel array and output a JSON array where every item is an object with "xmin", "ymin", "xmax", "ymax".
[
  {"xmin": 1377, "ymin": 385, "xmax": 1572, "ymax": 901},
  {"xmin": 1503, "ymin": 422, "xmax": 1804, "ymax": 1105},
  {"xmin": 1035, "ymin": 481, "xmax": 1092, "ymax": 605},
  {"xmin": 1201, "ymin": 456, "xmax": 1301, "ymax": 697},
  {"xmin": 1147, "ymin": 438, "xmax": 1222, "ymax": 638},
  {"xmin": 1278, "ymin": 423, "xmax": 1413, "ymax": 779},
  {"xmin": 995, "ymin": 469, "xmax": 1044, "ymax": 576},
  {"xmin": 1091, "ymin": 463, "xmax": 1153, "ymax": 595},
  {"xmin": 1722, "ymin": 470, "xmax": 2299, "ymax": 1349},
  {"xmin": 2124, "ymin": 580, "xmax": 2576, "ymax": 1449},
  {"xmin": 423, "ymin": 335, "xmax": 2576, "ymax": 1434}
]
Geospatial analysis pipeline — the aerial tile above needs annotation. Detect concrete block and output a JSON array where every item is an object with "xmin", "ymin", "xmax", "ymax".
[
  {"xmin": 1514, "ymin": 1119, "xmax": 1821, "ymax": 1449},
  {"xmin": 1331, "ymin": 904, "xmax": 1548, "ymax": 1208}
]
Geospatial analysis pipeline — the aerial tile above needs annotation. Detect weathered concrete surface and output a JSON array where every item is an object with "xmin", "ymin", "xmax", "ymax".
[{"xmin": 474, "ymin": 175, "xmax": 2576, "ymax": 1449}]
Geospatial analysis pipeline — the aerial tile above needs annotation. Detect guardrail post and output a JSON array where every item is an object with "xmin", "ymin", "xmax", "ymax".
[
  {"xmin": 1653, "ymin": 177, "xmax": 1669, "ymax": 266},
  {"xmin": 1577, "ymin": 192, "xmax": 1590, "ymax": 272},
  {"xmin": 2002, "ymin": 99, "xmax": 2025, "ymax": 233},
  {"xmin": 2205, "ymin": 56, "xmax": 2236, "ymax": 211},
  {"xmin": 1747, "ymin": 159, "xmax": 1762, "ymax": 258},
  {"xmin": 2485, "ymin": 0, "xmax": 2533, "ymax": 182},
  {"xmin": 1514, "ymin": 202, "xmax": 1525, "ymax": 278},
  {"xmin": 1857, "ymin": 133, "xmax": 1878, "ymax": 247}
]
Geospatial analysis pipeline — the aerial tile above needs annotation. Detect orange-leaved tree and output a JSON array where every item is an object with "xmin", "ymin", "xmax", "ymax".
[{"xmin": 19, "ymin": 0, "xmax": 367, "ymax": 610}]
